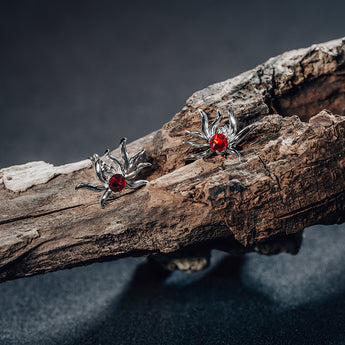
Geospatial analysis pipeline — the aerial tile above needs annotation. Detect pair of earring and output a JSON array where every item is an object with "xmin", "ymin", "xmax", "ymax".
[{"xmin": 76, "ymin": 108, "xmax": 254, "ymax": 207}]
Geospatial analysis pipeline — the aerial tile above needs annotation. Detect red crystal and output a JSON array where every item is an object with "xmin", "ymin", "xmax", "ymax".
[
  {"xmin": 210, "ymin": 134, "xmax": 227, "ymax": 152},
  {"xmin": 109, "ymin": 174, "xmax": 126, "ymax": 192}
]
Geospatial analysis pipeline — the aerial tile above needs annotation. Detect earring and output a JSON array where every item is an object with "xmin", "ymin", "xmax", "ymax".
[
  {"xmin": 75, "ymin": 137, "xmax": 151, "ymax": 208},
  {"xmin": 184, "ymin": 108, "xmax": 255, "ymax": 161}
]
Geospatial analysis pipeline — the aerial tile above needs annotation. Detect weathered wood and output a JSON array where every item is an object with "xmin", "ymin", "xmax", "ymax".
[{"xmin": 1, "ymin": 38, "xmax": 345, "ymax": 281}]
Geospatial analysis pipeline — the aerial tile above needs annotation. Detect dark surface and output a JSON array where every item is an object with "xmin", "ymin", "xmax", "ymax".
[
  {"xmin": 1, "ymin": 1, "xmax": 345, "ymax": 344},
  {"xmin": 1, "ymin": 226, "xmax": 345, "ymax": 345}
]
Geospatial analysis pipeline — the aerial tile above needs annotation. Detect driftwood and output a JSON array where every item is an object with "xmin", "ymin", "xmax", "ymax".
[{"xmin": 1, "ymin": 38, "xmax": 345, "ymax": 282}]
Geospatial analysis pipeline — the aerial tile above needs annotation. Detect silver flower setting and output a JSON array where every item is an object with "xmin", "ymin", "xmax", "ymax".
[
  {"xmin": 75, "ymin": 137, "xmax": 151, "ymax": 208},
  {"xmin": 184, "ymin": 108, "xmax": 255, "ymax": 160}
]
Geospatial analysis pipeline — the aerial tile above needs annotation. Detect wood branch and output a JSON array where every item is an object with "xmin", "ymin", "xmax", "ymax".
[{"xmin": 1, "ymin": 37, "xmax": 345, "ymax": 282}]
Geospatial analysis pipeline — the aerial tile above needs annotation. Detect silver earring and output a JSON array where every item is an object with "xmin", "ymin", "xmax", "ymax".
[
  {"xmin": 75, "ymin": 137, "xmax": 151, "ymax": 208},
  {"xmin": 184, "ymin": 108, "xmax": 255, "ymax": 161}
]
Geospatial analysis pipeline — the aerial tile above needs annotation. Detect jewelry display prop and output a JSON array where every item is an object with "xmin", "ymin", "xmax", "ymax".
[{"xmin": 1, "ymin": 38, "xmax": 345, "ymax": 282}]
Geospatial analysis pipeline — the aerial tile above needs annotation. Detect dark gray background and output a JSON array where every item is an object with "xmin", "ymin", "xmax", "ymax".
[{"xmin": 1, "ymin": 1, "xmax": 345, "ymax": 344}]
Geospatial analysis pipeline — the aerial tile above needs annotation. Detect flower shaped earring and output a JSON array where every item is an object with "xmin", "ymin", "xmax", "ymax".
[
  {"xmin": 75, "ymin": 137, "xmax": 151, "ymax": 208},
  {"xmin": 184, "ymin": 108, "xmax": 255, "ymax": 160}
]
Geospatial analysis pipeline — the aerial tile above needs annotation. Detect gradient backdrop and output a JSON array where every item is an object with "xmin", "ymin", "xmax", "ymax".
[{"xmin": 1, "ymin": 1, "xmax": 345, "ymax": 344}]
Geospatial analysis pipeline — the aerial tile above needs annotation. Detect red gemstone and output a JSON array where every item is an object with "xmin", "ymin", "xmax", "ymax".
[
  {"xmin": 210, "ymin": 133, "xmax": 228, "ymax": 152},
  {"xmin": 109, "ymin": 174, "xmax": 126, "ymax": 192}
]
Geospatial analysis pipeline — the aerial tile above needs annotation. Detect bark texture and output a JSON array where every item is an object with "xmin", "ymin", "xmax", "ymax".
[{"xmin": 1, "ymin": 38, "xmax": 345, "ymax": 281}]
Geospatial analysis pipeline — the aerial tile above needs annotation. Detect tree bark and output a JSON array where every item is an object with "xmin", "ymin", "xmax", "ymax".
[{"xmin": 1, "ymin": 37, "xmax": 345, "ymax": 282}]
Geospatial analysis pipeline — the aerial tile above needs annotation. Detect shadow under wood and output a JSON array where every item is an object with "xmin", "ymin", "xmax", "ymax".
[{"xmin": 66, "ymin": 253, "xmax": 345, "ymax": 345}]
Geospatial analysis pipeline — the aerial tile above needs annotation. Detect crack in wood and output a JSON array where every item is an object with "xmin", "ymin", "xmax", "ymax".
[{"xmin": 0, "ymin": 204, "xmax": 84, "ymax": 226}]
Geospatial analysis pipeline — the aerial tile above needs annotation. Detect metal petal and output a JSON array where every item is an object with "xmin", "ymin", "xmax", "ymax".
[
  {"xmin": 125, "ymin": 162, "xmax": 152, "ymax": 180},
  {"xmin": 129, "ymin": 149, "xmax": 145, "ymax": 169},
  {"xmin": 226, "ymin": 148, "xmax": 242, "ymax": 161},
  {"xmin": 94, "ymin": 159, "xmax": 107, "ymax": 183},
  {"xmin": 183, "ymin": 141, "xmax": 210, "ymax": 148},
  {"xmin": 186, "ymin": 148, "xmax": 212, "ymax": 160},
  {"xmin": 100, "ymin": 188, "xmax": 112, "ymax": 208},
  {"xmin": 228, "ymin": 108, "xmax": 237, "ymax": 135},
  {"xmin": 209, "ymin": 110, "xmax": 222, "ymax": 136},
  {"xmin": 120, "ymin": 137, "xmax": 130, "ymax": 171},
  {"xmin": 185, "ymin": 130, "xmax": 206, "ymax": 140},
  {"xmin": 88, "ymin": 153, "xmax": 100, "ymax": 163},
  {"xmin": 126, "ymin": 180, "xmax": 149, "ymax": 188},
  {"xmin": 233, "ymin": 124, "xmax": 255, "ymax": 145},
  {"xmin": 198, "ymin": 109, "xmax": 210, "ymax": 138},
  {"xmin": 105, "ymin": 149, "xmax": 124, "ymax": 174}
]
